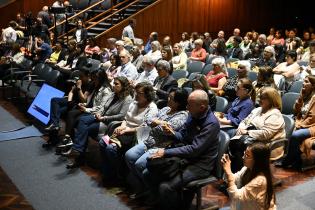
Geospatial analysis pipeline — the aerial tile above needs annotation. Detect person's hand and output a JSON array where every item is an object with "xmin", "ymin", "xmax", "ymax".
[
  {"xmin": 77, "ymin": 103, "xmax": 86, "ymax": 112},
  {"xmin": 76, "ymin": 79, "xmax": 82, "ymax": 89},
  {"xmin": 162, "ymin": 123, "xmax": 175, "ymax": 136},
  {"xmin": 238, "ymin": 128, "xmax": 248, "ymax": 135},
  {"xmin": 151, "ymin": 119, "xmax": 166, "ymax": 127},
  {"xmin": 221, "ymin": 154, "xmax": 234, "ymax": 182},
  {"xmin": 149, "ymin": 148, "xmax": 165, "ymax": 159},
  {"xmin": 94, "ymin": 113, "xmax": 103, "ymax": 121},
  {"xmin": 114, "ymin": 126, "xmax": 125, "ymax": 135}
]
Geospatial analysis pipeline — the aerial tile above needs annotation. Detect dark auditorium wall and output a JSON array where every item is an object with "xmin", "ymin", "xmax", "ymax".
[
  {"xmin": 98, "ymin": 0, "xmax": 311, "ymax": 46},
  {"xmin": 0, "ymin": 0, "xmax": 55, "ymax": 29}
]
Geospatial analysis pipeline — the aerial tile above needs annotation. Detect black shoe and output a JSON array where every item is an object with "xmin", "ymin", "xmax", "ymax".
[
  {"xmin": 45, "ymin": 124, "xmax": 60, "ymax": 132},
  {"xmin": 42, "ymin": 141, "xmax": 54, "ymax": 149},
  {"xmin": 56, "ymin": 136, "xmax": 73, "ymax": 148},
  {"xmin": 61, "ymin": 148, "xmax": 78, "ymax": 157},
  {"xmin": 66, "ymin": 156, "xmax": 85, "ymax": 169}
]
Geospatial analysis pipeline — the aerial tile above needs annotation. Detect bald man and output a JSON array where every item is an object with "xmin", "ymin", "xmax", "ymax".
[{"xmin": 147, "ymin": 90, "xmax": 220, "ymax": 209}]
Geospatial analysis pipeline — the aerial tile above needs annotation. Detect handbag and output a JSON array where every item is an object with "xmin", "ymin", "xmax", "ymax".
[{"xmin": 146, "ymin": 157, "xmax": 188, "ymax": 181}]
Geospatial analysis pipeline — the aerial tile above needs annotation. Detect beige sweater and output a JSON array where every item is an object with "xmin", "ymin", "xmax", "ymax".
[
  {"xmin": 228, "ymin": 167, "xmax": 276, "ymax": 210},
  {"xmin": 237, "ymin": 107, "xmax": 286, "ymax": 159}
]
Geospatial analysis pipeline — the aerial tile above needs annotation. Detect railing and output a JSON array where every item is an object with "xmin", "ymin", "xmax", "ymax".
[
  {"xmin": 50, "ymin": 0, "xmax": 133, "ymax": 40},
  {"xmin": 50, "ymin": 0, "xmax": 161, "ymax": 41},
  {"xmin": 94, "ymin": 0, "xmax": 162, "ymax": 38}
]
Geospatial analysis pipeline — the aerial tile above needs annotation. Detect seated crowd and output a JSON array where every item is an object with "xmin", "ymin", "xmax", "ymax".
[{"xmin": 2, "ymin": 11, "xmax": 315, "ymax": 209}]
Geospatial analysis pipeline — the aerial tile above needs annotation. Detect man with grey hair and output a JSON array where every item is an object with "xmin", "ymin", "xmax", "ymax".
[
  {"xmin": 147, "ymin": 89, "xmax": 220, "ymax": 209},
  {"xmin": 153, "ymin": 60, "xmax": 178, "ymax": 108},
  {"xmin": 226, "ymin": 28, "xmax": 241, "ymax": 48},
  {"xmin": 117, "ymin": 50, "xmax": 138, "ymax": 80},
  {"xmin": 134, "ymin": 55, "xmax": 158, "ymax": 85}
]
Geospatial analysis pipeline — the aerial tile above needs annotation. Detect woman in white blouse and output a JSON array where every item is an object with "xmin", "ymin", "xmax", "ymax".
[
  {"xmin": 171, "ymin": 43, "xmax": 188, "ymax": 71},
  {"xmin": 273, "ymin": 50, "xmax": 300, "ymax": 90},
  {"xmin": 221, "ymin": 142, "xmax": 276, "ymax": 210}
]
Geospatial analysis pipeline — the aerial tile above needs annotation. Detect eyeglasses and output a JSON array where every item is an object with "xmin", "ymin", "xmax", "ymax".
[
  {"xmin": 136, "ymin": 91, "xmax": 145, "ymax": 95},
  {"xmin": 235, "ymin": 86, "xmax": 246, "ymax": 91},
  {"xmin": 243, "ymin": 152, "xmax": 253, "ymax": 159},
  {"xmin": 119, "ymin": 56, "xmax": 126, "ymax": 58},
  {"xmin": 238, "ymin": 66, "xmax": 245, "ymax": 69}
]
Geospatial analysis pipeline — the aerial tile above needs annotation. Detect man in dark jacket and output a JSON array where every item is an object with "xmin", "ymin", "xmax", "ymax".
[{"xmin": 147, "ymin": 89, "xmax": 220, "ymax": 209}]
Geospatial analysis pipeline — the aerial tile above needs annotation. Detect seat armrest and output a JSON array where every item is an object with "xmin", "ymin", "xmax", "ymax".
[
  {"xmin": 269, "ymin": 138, "xmax": 288, "ymax": 151},
  {"xmin": 186, "ymin": 176, "xmax": 217, "ymax": 188}
]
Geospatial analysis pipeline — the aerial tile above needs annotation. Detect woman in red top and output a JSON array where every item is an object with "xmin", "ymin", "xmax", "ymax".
[
  {"xmin": 206, "ymin": 57, "xmax": 227, "ymax": 94},
  {"xmin": 189, "ymin": 39, "xmax": 207, "ymax": 62}
]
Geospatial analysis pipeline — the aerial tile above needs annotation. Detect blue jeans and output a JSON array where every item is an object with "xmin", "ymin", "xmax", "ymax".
[
  {"xmin": 125, "ymin": 143, "xmax": 150, "ymax": 180},
  {"xmin": 284, "ymin": 128, "xmax": 311, "ymax": 166},
  {"xmin": 72, "ymin": 114, "xmax": 100, "ymax": 153},
  {"xmin": 50, "ymin": 97, "xmax": 68, "ymax": 126}
]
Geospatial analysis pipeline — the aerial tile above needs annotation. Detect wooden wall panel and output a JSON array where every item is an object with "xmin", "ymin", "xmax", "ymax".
[{"xmin": 97, "ymin": 0, "xmax": 309, "ymax": 47}]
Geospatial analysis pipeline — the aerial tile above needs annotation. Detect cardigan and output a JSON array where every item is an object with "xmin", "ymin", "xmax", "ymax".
[{"xmin": 228, "ymin": 167, "xmax": 276, "ymax": 210}]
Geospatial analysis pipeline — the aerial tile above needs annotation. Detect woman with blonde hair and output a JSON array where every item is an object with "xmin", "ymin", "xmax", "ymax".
[
  {"xmin": 229, "ymin": 87, "xmax": 285, "ymax": 172},
  {"xmin": 189, "ymin": 39, "xmax": 207, "ymax": 62},
  {"xmin": 172, "ymin": 43, "xmax": 188, "ymax": 70}
]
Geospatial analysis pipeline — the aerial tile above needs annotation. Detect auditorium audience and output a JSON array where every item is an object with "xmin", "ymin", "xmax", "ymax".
[
  {"xmin": 74, "ymin": 20, "xmax": 88, "ymax": 44},
  {"xmin": 45, "ymin": 69, "xmax": 92, "ymax": 134},
  {"xmin": 84, "ymin": 37, "xmax": 101, "ymax": 57},
  {"xmin": 172, "ymin": 43, "xmax": 188, "ymax": 71},
  {"xmin": 179, "ymin": 32, "xmax": 190, "ymax": 52},
  {"xmin": 34, "ymin": 35, "xmax": 52, "ymax": 63},
  {"xmin": 229, "ymin": 87, "xmax": 285, "ymax": 172},
  {"xmin": 105, "ymin": 54, "xmax": 121, "ymax": 81},
  {"xmin": 143, "ymin": 90, "xmax": 220, "ymax": 209},
  {"xmin": 99, "ymin": 82, "xmax": 158, "ymax": 181},
  {"xmin": 146, "ymin": 40, "xmax": 162, "ymax": 63},
  {"xmin": 217, "ymin": 78, "xmax": 255, "ymax": 137},
  {"xmin": 57, "ymin": 70, "xmax": 112, "ymax": 148},
  {"xmin": 221, "ymin": 60, "xmax": 250, "ymax": 102},
  {"xmin": 125, "ymin": 88, "xmax": 188, "ymax": 194},
  {"xmin": 278, "ymin": 76, "xmax": 315, "ymax": 169},
  {"xmin": 271, "ymin": 30, "xmax": 285, "ymax": 46},
  {"xmin": 63, "ymin": 76, "xmax": 133, "ymax": 168},
  {"xmin": 190, "ymin": 74, "xmax": 217, "ymax": 111},
  {"xmin": 253, "ymin": 46, "xmax": 277, "ymax": 69},
  {"xmin": 221, "ymin": 143, "xmax": 276, "ymax": 210},
  {"xmin": 144, "ymin": 32, "xmax": 158, "ymax": 54},
  {"xmin": 273, "ymin": 50, "xmax": 300, "ymax": 91},
  {"xmin": 253, "ymin": 66, "xmax": 278, "ymax": 106},
  {"xmin": 135, "ymin": 55, "xmax": 158, "ymax": 85},
  {"xmin": 153, "ymin": 60, "xmax": 178, "ymax": 108},
  {"xmin": 130, "ymin": 46, "xmax": 144, "ymax": 72},
  {"xmin": 117, "ymin": 50, "xmax": 138, "ymax": 80},
  {"xmin": 226, "ymin": 28, "xmax": 241, "ymax": 49},
  {"xmin": 189, "ymin": 39, "xmax": 207, "ymax": 62},
  {"xmin": 300, "ymin": 53, "xmax": 315, "ymax": 80},
  {"xmin": 206, "ymin": 57, "xmax": 227, "ymax": 93},
  {"xmin": 227, "ymin": 36, "xmax": 243, "ymax": 60}
]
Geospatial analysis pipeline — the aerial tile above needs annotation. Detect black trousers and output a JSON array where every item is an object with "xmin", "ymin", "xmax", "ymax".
[{"xmin": 144, "ymin": 164, "xmax": 211, "ymax": 210}]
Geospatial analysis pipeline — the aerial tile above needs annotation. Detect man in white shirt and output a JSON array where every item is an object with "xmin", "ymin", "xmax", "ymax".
[
  {"xmin": 122, "ymin": 19, "xmax": 136, "ymax": 43},
  {"xmin": 1, "ymin": 21, "xmax": 17, "ymax": 43},
  {"xmin": 135, "ymin": 55, "xmax": 158, "ymax": 85},
  {"xmin": 118, "ymin": 50, "xmax": 138, "ymax": 80}
]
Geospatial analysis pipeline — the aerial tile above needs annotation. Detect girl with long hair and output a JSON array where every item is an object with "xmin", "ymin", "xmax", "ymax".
[{"xmin": 222, "ymin": 142, "xmax": 276, "ymax": 210}]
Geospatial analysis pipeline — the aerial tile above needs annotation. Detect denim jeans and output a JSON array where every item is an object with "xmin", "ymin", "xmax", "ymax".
[
  {"xmin": 50, "ymin": 97, "xmax": 68, "ymax": 126},
  {"xmin": 125, "ymin": 143, "xmax": 150, "ymax": 180},
  {"xmin": 284, "ymin": 128, "xmax": 311, "ymax": 166},
  {"xmin": 72, "ymin": 114, "xmax": 100, "ymax": 153}
]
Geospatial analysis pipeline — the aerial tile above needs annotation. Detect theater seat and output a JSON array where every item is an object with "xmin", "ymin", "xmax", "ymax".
[{"xmin": 185, "ymin": 130, "xmax": 230, "ymax": 210}]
